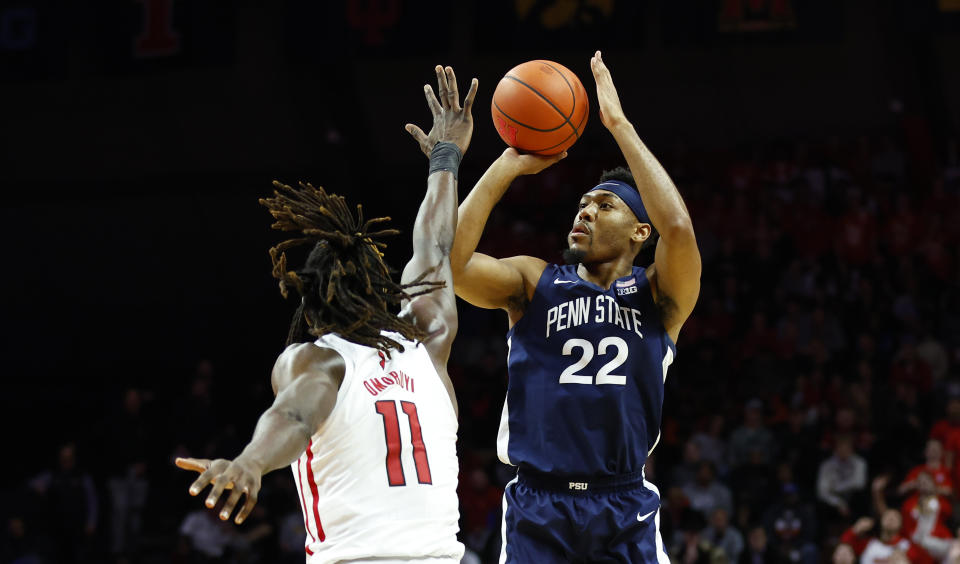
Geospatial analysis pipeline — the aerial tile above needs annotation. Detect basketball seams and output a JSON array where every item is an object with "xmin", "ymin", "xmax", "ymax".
[
  {"xmin": 503, "ymin": 72, "xmax": 581, "ymax": 139},
  {"xmin": 492, "ymin": 59, "xmax": 589, "ymax": 155},
  {"xmin": 493, "ymin": 96, "xmax": 567, "ymax": 133}
]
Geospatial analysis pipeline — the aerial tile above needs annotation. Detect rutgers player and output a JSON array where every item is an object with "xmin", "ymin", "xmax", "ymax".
[{"xmin": 176, "ymin": 64, "xmax": 478, "ymax": 563}]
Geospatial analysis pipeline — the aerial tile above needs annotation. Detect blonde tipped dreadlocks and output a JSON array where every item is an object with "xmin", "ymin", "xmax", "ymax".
[{"xmin": 260, "ymin": 180, "xmax": 443, "ymax": 352}]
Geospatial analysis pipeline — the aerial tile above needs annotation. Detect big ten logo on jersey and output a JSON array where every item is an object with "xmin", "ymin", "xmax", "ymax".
[{"xmin": 616, "ymin": 277, "xmax": 637, "ymax": 296}]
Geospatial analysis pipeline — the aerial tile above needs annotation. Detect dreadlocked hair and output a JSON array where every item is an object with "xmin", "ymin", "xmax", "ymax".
[{"xmin": 260, "ymin": 180, "xmax": 444, "ymax": 354}]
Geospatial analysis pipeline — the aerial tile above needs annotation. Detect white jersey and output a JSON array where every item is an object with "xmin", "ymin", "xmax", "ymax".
[{"xmin": 290, "ymin": 332, "xmax": 463, "ymax": 564}]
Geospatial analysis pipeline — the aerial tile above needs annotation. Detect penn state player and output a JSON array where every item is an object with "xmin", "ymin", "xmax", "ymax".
[
  {"xmin": 449, "ymin": 50, "xmax": 700, "ymax": 562},
  {"xmin": 175, "ymin": 65, "xmax": 478, "ymax": 563}
]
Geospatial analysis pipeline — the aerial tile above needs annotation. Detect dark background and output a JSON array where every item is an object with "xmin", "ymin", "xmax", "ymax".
[{"xmin": 2, "ymin": 0, "xmax": 959, "ymax": 563}]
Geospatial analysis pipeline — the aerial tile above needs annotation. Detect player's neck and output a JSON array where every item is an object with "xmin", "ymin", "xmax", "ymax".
[{"xmin": 576, "ymin": 259, "xmax": 634, "ymax": 291}]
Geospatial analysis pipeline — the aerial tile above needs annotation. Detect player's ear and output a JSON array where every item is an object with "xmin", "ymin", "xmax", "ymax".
[{"xmin": 631, "ymin": 222, "xmax": 651, "ymax": 244}]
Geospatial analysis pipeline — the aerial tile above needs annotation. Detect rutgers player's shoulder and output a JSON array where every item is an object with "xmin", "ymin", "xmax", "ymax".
[{"xmin": 271, "ymin": 342, "xmax": 346, "ymax": 396}]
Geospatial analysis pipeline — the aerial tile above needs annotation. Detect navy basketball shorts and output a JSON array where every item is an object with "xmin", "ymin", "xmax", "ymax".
[{"xmin": 499, "ymin": 468, "xmax": 669, "ymax": 564}]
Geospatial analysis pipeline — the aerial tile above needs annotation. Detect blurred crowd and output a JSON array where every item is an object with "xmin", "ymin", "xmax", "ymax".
[{"xmin": 2, "ymin": 131, "xmax": 959, "ymax": 564}]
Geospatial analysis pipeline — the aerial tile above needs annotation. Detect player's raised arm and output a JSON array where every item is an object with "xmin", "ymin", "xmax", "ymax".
[
  {"xmin": 448, "ymin": 149, "xmax": 562, "ymax": 317},
  {"xmin": 400, "ymin": 64, "xmax": 476, "ymax": 366},
  {"xmin": 590, "ymin": 50, "xmax": 701, "ymax": 341},
  {"xmin": 175, "ymin": 343, "xmax": 345, "ymax": 525}
]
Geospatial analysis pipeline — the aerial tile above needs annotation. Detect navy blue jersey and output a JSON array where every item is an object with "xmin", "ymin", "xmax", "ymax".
[{"xmin": 497, "ymin": 263, "xmax": 676, "ymax": 476}]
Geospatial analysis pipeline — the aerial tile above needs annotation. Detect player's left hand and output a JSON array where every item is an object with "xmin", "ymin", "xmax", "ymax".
[
  {"xmin": 406, "ymin": 65, "xmax": 479, "ymax": 156},
  {"xmin": 590, "ymin": 50, "xmax": 628, "ymax": 130},
  {"xmin": 176, "ymin": 456, "xmax": 262, "ymax": 525}
]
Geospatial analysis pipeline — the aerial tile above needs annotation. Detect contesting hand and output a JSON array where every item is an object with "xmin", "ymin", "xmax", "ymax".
[
  {"xmin": 406, "ymin": 65, "xmax": 479, "ymax": 156},
  {"xmin": 590, "ymin": 50, "xmax": 628, "ymax": 131},
  {"xmin": 175, "ymin": 456, "xmax": 262, "ymax": 525}
]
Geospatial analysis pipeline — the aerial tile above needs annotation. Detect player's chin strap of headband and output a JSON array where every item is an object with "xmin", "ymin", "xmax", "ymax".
[{"xmin": 587, "ymin": 180, "xmax": 650, "ymax": 224}]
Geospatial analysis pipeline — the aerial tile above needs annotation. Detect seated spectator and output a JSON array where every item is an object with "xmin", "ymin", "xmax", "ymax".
[
  {"xmin": 691, "ymin": 414, "xmax": 730, "ymax": 479},
  {"xmin": 673, "ymin": 440, "xmax": 705, "ymax": 489},
  {"xmin": 701, "ymin": 507, "xmax": 744, "ymax": 563},
  {"xmin": 774, "ymin": 406, "xmax": 820, "ymax": 484},
  {"xmin": 832, "ymin": 542, "xmax": 856, "ymax": 564},
  {"xmin": 931, "ymin": 396, "xmax": 960, "ymax": 449},
  {"xmin": 898, "ymin": 438, "xmax": 953, "ymax": 498},
  {"xmin": 738, "ymin": 525, "xmax": 773, "ymax": 564},
  {"xmin": 932, "ymin": 396, "xmax": 960, "ymax": 488},
  {"xmin": 458, "ymin": 465, "xmax": 503, "ymax": 554},
  {"xmin": 730, "ymin": 450, "xmax": 775, "ymax": 522},
  {"xmin": 729, "ymin": 399, "xmax": 777, "ymax": 470},
  {"xmin": 761, "ymin": 483, "xmax": 818, "ymax": 564},
  {"xmin": 817, "ymin": 435, "xmax": 868, "ymax": 521},
  {"xmin": 671, "ymin": 509, "xmax": 712, "ymax": 564},
  {"xmin": 682, "ymin": 461, "xmax": 734, "ymax": 520},
  {"xmin": 840, "ymin": 512, "xmax": 933, "ymax": 564},
  {"xmin": 178, "ymin": 508, "xmax": 271, "ymax": 562}
]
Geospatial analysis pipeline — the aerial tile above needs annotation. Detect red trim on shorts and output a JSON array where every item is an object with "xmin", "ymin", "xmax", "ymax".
[{"xmin": 305, "ymin": 440, "xmax": 326, "ymax": 541}]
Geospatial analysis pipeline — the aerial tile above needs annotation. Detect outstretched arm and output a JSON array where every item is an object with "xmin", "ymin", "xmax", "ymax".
[
  {"xmin": 400, "ymin": 65, "xmax": 477, "ymax": 369},
  {"xmin": 405, "ymin": 67, "xmax": 563, "ymax": 324},
  {"xmin": 175, "ymin": 343, "xmax": 345, "ymax": 525},
  {"xmin": 591, "ymin": 50, "xmax": 701, "ymax": 342}
]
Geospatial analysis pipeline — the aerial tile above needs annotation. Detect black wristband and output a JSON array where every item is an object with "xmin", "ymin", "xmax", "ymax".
[{"xmin": 429, "ymin": 142, "xmax": 462, "ymax": 181}]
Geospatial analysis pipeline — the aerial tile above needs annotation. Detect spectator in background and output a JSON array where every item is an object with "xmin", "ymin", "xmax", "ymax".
[
  {"xmin": 932, "ymin": 396, "xmax": 960, "ymax": 487},
  {"xmin": 728, "ymin": 399, "xmax": 777, "ymax": 470},
  {"xmin": 817, "ymin": 435, "xmax": 868, "ymax": 523},
  {"xmin": 931, "ymin": 397, "xmax": 960, "ymax": 446},
  {"xmin": 673, "ymin": 439, "xmax": 705, "ymax": 488},
  {"xmin": 890, "ymin": 337, "xmax": 933, "ymax": 396},
  {"xmin": 840, "ymin": 513, "xmax": 933, "ymax": 564},
  {"xmin": 29, "ymin": 442, "xmax": 99, "ymax": 564},
  {"xmin": 761, "ymin": 482, "xmax": 818, "ymax": 564},
  {"xmin": 458, "ymin": 463, "xmax": 503, "ymax": 555},
  {"xmin": 739, "ymin": 525, "xmax": 773, "ymax": 564},
  {"xmin": 178, "ymin": 508, "xmax": 270, "ymax": 563},
  {"xmin": 899, "ymin": 438, "xmax": 953, "ymax": 498},
  {"xmin": 774, "ymin": 407, "xmax": 820, "ymax": 486},
  {"xmin": 682, "ymin": 461, "xmax": 734, "ymax": 521},
  {"xmin": 875, "ymin": 473, "xmax": 954, "ymax": 561},
  {"xmin": 692, "ymin": 414, "xmax": 730, "ymax": 479},
  {"xmin": 106, "ymin": 388, "xmax": 150, "ymax": 560},
  {"xmin": 701, "ymin": 507, "xmax": 744, "ymax": 563},
  {"xmin": 831, "ymin": 542, "xmax": 856, "ymax": 564},
  {"xmin": 671, "ymin": 509, "xmax": 712, "ymax": 564}
]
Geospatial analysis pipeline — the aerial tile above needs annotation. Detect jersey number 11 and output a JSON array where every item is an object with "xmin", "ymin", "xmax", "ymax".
[{"xmin": 375, "ymin": 400, "xmax": 432, "ymax": 487}]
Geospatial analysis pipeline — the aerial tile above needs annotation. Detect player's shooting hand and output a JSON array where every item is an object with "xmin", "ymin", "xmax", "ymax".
[
  {"xmin": 590, "ymin": 50, "xmax": 628, "ymax": 131},
  {"xmin": 496, "ymin": 147, "xmax": 566, "ymax": 177},
  {"xmin": 405, "ymin": 65, "xmax": 479, "ymax": 156},
  {"xmin": 176, "ymin": 456, "xmax": 262, "ymax": 525}
]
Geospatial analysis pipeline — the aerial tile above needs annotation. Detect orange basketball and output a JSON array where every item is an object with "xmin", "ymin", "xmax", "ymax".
[{"xmin": 491, "ymin": 60, "xmax": 589, "ymax": 156}]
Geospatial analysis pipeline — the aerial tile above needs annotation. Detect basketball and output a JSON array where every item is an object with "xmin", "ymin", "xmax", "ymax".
[{"xmin": 491, "ymin": 60, "xmax": 589, "ymax": 156}]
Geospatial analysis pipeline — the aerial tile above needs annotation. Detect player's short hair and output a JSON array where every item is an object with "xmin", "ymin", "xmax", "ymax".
[
  {"xmin": 598, "ymin": 167, "xmax": 659, "ymax": 252},
  {"xmin": 260, "ymin": 181, "xmax": 442, "ymax": 353}
]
